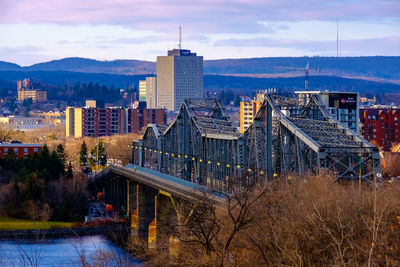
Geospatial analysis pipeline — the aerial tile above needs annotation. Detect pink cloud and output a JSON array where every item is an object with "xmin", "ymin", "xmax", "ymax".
[{"xmin": 0, "ymin": 0, "xmax": 399, "ymax": 34}]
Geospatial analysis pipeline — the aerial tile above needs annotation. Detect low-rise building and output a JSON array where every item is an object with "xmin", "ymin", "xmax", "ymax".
[
  {"xmin": 0, "ymin": 143, "xmax": 42, "ymax": 158},
  {"xmin": 0, "ymin": 116, "xmax": 48, "ymax": 130},
  {"xmin": 360, "ymin": 107, "xmax": 400, "ymax": 151},
  {"xmin": 30, "ymin": 111, "xmax": 65, "ymax": 125},
  {"xmin": 17, "ymin": 78, "xmax": 47, "ymax": 103}
]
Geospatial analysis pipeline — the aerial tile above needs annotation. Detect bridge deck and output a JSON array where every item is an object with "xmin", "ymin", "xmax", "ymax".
[{"xmin": 95, "ymin": 164, "xmax": 225, "ymax": 203}]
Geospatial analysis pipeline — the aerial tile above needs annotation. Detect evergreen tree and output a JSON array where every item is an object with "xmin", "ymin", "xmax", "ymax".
[
  {"xmin": 234, "ymin": 96, "xmax": 241, "ymax": 107},
  {"xmin": 48, "ymin": 151, "xmax": 65, "ymax": 180},
  {"xmin": 79, "ymin": 141, "xmax": 88, "ymax": 166},
  {"xmin": 39, "ymin": 144, "xmax": 50, "ymax": 171},
  {"xmin": 65, "ymin": 162, "xmax": 73, "ymax": 179},
  {"xmin": 56, "ymin": 143, "xmax": 66, "ymax": 167},
  {"xmin": 90, "ymin": 140, "xmax": 107, "ymax": 166}
]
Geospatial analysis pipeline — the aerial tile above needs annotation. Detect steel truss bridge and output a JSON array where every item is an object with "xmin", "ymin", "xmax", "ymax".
[{"xmin": 132, "ymin": 95, "xmax": 380, "ymax": 191}]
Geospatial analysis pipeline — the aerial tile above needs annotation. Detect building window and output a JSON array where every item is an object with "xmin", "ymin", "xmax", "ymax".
[
  {"xmin": 24, "ymin": 148, "xmax": 28, "ymax": 155},
  {"xmin": 34, "ymin": 148, "xmax": 38, "ymax": 153},
  {"xmin": 4, "ymin": 148, "xmax": 8, "ymax": 155},
  {"xmin": 14, "ymin": 148, "xmax": 18, "ymax": 154}
]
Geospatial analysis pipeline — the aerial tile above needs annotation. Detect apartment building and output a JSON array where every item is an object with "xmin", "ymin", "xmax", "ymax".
[
  {"xmin": 239, "ymin": 92, "xmax": 266, "ymax": 133},
  {"xmin": 66, "ymin": 100, "xmax": 167, "ymax": 138},
  {"xmin": 360, "ymin": 107, "xmax": 400, "ymax": 151}
]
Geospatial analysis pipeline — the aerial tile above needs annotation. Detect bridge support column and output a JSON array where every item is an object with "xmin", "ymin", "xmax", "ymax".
[
  {"xmin": 135, "ymin": 184, "xmax": 158, "ymax": 245},
  {"xmin": 128, "ymin": 181, "xmax": 139, "ymax": 234},
  {"xmin": 148, "ymin": 192, "xmax": 178, "ymax": 252}
]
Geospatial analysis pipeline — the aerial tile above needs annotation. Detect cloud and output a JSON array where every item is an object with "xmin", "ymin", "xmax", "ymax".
[
  {"xmin": 0, "ymin": 0, "xmax": 399, "ymax": 35},
  {"xmin": 0, "ymin": 46, "xmax": 52, "ymax": 66},
  {"xmin": 213, "ymin": 36, "xmax": 400, "ymax": 55}
]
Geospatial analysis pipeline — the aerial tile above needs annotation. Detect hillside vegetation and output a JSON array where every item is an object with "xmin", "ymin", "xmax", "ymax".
[{"xmin": 1, "ymin": 56, "xmax": 399, "ymax": 80}]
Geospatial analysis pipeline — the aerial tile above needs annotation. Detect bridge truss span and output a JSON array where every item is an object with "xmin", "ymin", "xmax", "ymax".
[{"xmin": 133, "ymin": 96, "xmax": 380, "ymax": 192}]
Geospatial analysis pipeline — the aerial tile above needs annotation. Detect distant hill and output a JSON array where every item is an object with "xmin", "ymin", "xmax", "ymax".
[
  {"xmin": 26, "ymin": 57, "xmax": 155, "ymax": 75},
  {"xmin": 204, "ymin": 57, "xmax": 400, "ymax": 80},
  {"xmin": 204, "ymin": 75, "xmax": 400, "ymax": 95},
  {"xmin": 0, "ymin": 61, "xmax": 21, "ymax": 71},
  {"xmin": 0, "ymin": 78, "xmax": 14, "ymax": 89},
  {"xmin": 0, "ymin": 70, "xmax": 152, "ymax": 89},
  {"xmin": 0, "ymin": 70, "xmax": 398, "ymax": 98},
  {"xmin": 0, "ymin": 56, "xmax": 399, "ymax": 80}
]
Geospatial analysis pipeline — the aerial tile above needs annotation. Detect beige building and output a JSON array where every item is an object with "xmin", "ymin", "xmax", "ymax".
[
  {"xmin": 139, "ymin": 80, "xmax": 147, "ymax": 101},
  {"xmin": 239, "ymin": 93, "xmax": 266, "ymax": 133},
  {"xmin": 30, "ymin": 111, "xmax": 64, "ymax": 125},
  {"xmin": 18, "ymin": 90, "xmax": 47, "ymax": 102},
  {"xmin": 0, "ymin": 116, "xmax": 46, "ymax": 130},
  {"xmin": 157, "ymin": 49, "xmax": 203, "ymax": 111},
  {"xmin": 145, "ymin": 77, "xmax": 157, "ymax": 108}
]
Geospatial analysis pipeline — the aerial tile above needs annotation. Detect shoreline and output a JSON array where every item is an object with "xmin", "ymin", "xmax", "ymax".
[{"xmin": 0, "ymin": 223, "xmax": 129, "ymax": 240}]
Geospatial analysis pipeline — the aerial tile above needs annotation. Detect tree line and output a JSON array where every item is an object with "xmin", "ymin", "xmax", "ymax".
[{"xmin": 0, "ymin": 144, "xmax": 89, "ymax": 222}]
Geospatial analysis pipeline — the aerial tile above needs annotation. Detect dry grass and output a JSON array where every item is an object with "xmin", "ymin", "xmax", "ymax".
[
  {"xmin": 0, "ymin": 216, "xmax": 75, "ymax": 231},
  {"xmin": 133, "ymin": 175, "xmax": 400, "ymax": 266}
]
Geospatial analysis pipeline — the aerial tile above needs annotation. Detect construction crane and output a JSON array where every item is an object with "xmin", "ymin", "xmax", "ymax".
[{"xmin": 275, "ymin": 62, "xmax": 320, "ymax": 90}]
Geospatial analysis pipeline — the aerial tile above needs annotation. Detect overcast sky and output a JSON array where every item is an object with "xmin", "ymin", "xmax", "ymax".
[{"xmin": 0, "ymin": 0, "xmax": 399, "ymax": 66}]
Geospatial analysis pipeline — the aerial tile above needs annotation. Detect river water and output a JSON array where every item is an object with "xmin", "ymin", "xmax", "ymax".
[{"xmin": 0, "ymin": 235, "xmax": 141, "ymax": 266}]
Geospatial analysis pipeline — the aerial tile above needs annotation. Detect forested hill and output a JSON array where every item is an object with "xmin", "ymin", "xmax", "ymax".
[
  {"xmin": 1, "ymin": 56, "xmax": 399, "ymax": 80},
  {"xmin": 0, "ymin": 70, "xmax": 398, "ymax": 97}
]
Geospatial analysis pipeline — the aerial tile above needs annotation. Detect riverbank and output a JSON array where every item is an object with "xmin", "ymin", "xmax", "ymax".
[
  {"xmin": 0, "ymin": 223, "xmax": 130, "ymax": 240},
  {"xmin": 0, "ymin": 216, "xmax": 77, "ymax": 231}
]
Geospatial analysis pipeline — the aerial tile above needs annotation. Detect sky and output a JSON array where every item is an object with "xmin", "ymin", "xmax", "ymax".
[{"xmin": 0, "ymin": 0, "xmax": 399, "ymax": 66}]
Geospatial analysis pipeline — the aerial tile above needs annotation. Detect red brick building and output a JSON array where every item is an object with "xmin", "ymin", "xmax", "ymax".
[
  {"xmin": 129, "ymin": 108, "xmax": 167, "ymax": 133},
  {"xmin": 360, "ymin": 108, "xmax": 400, "ymax": 151},
  {"xmin": 0, "ymin": 143, "xmax": 42, "ymax": 158},
  {"xmin": 66, "ymin": 101, "xmax": 167, "ymax": 138}
]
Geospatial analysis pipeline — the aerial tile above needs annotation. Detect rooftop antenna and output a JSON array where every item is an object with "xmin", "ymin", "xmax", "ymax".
[
  {"xmin": 336, "ymin": 17, "xmax": 339, "ymax": 57},
  {"xmin": 178, "ymin": 25, "xmax": 182, "ymax": 50}
]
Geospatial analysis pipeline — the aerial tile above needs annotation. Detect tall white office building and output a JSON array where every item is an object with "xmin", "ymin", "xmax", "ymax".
[{"xmin": 156, "ymin": 49, "xmax": 203, "ymax": 111}]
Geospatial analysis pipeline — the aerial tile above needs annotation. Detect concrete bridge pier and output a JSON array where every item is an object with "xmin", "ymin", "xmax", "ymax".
[
  {"xmin": 148, "ymin": 192, "xmax": 179, "ymax": 253},
  {"xmin": 134, "ymin": 184, "xmax": 158, "ymax": 244}
]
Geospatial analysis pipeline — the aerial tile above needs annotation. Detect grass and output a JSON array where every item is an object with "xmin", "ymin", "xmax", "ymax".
[{"xmin": 0, "ymin": 216, "xmax": 77, "ymax": 231}]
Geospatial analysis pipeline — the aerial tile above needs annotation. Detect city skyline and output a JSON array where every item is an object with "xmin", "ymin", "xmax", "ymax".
[{"xmin": 0, "ymin": 0, "xmax": 399, "ymax": 65}]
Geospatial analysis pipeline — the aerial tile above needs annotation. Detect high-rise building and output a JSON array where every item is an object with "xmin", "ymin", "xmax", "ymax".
[
  {"xmin": 157, "ymin": 49, "xmax": 203, "ymax": 111},
  {"xmin": 139, "ymin": 80, "xmax": 147, "ymax": 101},
  {"xmin": 145, "ymin": 77, "xmax": 157, "ymax": 108},
  {"xmin": 240, "ymin": 92, "xmax": 267, "ymax": 133},
  {"xmin": 66, "ymin": 100, "xmax": 167, "ymax": 138}
]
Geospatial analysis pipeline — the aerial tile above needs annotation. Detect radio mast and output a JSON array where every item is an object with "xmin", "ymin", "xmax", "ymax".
[
  {"xmin": 336, "ymin": 17, "xmax": 339, "ymax": 57},
  {"xmin": 178, "ymin": 26, "xmax": 182, "ymax": 50}
]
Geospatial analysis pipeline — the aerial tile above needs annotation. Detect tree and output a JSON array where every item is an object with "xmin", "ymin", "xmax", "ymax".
[
  {"xmin": 233, "ymin": 96, "xmax": 241, "ymax": 107},
  {"xmin": 90, "ymin": 140, "xmax": 106, "ymax": 166},
  {"xmin": 0, "ymin": 126, "xmax": 13, "ymax": 143},
  {"xmin": 56, "ymin": 143, "xmax": 66, "ymax": 167},
  {"xmin": 79, "ymin": 141, "xmax": 88, "ymax": 166},
  {"xmin": 65, "ymin": 162, "xmax": 73, "ymax": 179}
]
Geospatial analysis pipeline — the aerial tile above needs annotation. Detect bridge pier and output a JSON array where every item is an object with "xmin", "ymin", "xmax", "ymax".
[
  {"xmin": 135, "ymin": 184, "xmax": 158, "ymax": 244},
  {"xmin": 148, "ymin": 192, "xmax": 179, "ymax": 253}
]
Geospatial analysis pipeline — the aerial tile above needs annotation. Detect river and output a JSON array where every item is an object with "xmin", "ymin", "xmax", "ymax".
[{"xmin": 0, "ymin": 235, "xmax": 141, "ymax": 266}]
